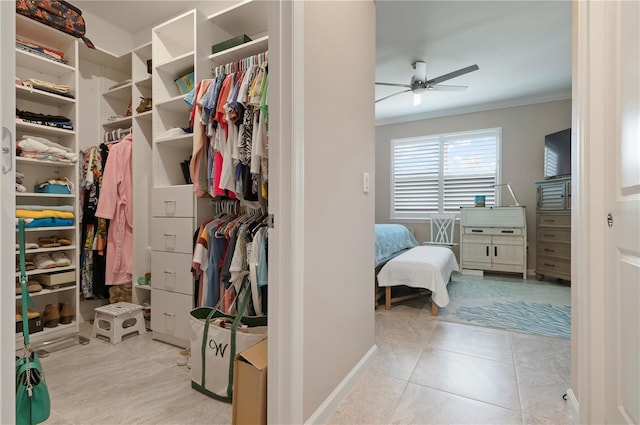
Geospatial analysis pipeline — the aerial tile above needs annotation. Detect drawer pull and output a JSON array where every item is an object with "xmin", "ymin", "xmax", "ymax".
[
  {"xmin": 163, "ymin": 312, "xmax": 176, "ymax": 317},
  {"xmin": 486, "ymin": 246, "xmax": 489, "ymax": 256},
  {"xmin": 163, "ymin": 200, "xmax": 176, "ymax": 204},
  {"xmin": 543, "ymin": 234, "xmax": 555, "ymax": 237},
  {"xmin": 472, "ymin": 229, "xmax": 484, "ymax": 233},
  {"xmin": 501, "ymin": 230, "xmax": 514, "ymax": 234},
  {"xmin": 163, "ymin": 271, "xmax": 176, "ymax": 275},
  {"xmin": 163, "ymin": 233, "xmax": 175, "ymax": 237},
  {"xmin": 543, "ymin": 219, "xmax": 556, "ymax": 223},
  {"xmin": 544, "ymin": 263, "xmax": 556, "ymax": 267},
  {"xmin": 544, "ymin": 248, "xmax": 556, "ymax": 253},
  {"xmin": 494, "ymin": 246, "xmax": 498, "ymax": 256}
]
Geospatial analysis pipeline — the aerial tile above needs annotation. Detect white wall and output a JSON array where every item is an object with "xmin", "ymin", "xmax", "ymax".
[
  {"xmin": 302, "ymin": 1, "xmax": 376, "ymax": 420},
  {"xmin": 375, "ymin": 99, "xmax": 572, "ymax": 271}
]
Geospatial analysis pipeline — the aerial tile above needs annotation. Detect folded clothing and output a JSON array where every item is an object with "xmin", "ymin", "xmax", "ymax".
[
  {"xmin": 18, "ymin": 136, "xmax": 77, "ymax": 162},
  {"xmin": 16, "ymin": 209, "xmax": 75, "ymax": 220},
  {"xmin": 23, "ymin": 78, "xmax": 74, "ymax": 99},
  {"xmin": 22, "ymin": 218, "xmax": 73, "ymax": 228},
  {"xmin": 17, "ymin": 205, "xmax": 74, "ymax": 212}
]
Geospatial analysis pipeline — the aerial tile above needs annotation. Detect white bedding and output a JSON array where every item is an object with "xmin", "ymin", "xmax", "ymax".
[{"xmin": 376, "ymin": 245, "xmax": 459, "ymax": 307}]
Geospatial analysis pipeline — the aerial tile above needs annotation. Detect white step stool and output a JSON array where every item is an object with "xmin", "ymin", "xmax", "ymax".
[{"xmin": 91, "ymin": 302, "xmax": 146, "ymax": 344}]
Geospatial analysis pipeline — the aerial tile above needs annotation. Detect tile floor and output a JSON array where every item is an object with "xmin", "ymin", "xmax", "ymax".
[{"xmin": 38, "ymin": 286, "xmax": 572, "ymax": 424}]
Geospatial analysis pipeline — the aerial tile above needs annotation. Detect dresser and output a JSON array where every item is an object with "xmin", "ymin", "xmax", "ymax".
[
  {"xmin": 460, "ymin": 207, "xmax": 527, "ymax": 278},
  {"xmin": 535, "ymin": 177, "xmax": 571, "ymax": 281}
]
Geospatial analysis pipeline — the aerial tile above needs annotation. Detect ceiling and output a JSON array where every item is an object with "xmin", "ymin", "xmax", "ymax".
[{"xmin": 74, "ymin": 1, "xmax": 572, "ymax": 125}]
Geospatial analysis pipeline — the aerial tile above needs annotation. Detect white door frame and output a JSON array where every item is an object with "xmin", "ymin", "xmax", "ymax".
[
  {"xmin": 0, "ymin": 1, "xmax": 16, "ymax": 422},
  {"xmin": 267, "ymin": 1, "xmax": 305, "ymax": 424}
]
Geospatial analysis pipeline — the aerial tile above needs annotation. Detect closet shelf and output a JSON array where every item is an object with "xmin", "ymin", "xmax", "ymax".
[
  {"xmin": 16, "ymin": 85, "xmax": 76, "ymax": 106},
  {"xmin": 16, "ymin": 246, "xmax": 77, "ymax": 255},
  {"xmin": 155, "ymin": 95, "xmax": 189, "ymax": 113},
  {"xmin": 14, "ymin": 265, "xmax": 76, "ymax": 278},
  {"xmin": 16, "ymin": 49, "xmax": 75, "ymax": 77},
  {"xmin": 155, "ymin": 52, "xmax": 195, "ymax": 77},
  {"xmin": 16, "ymin": 14, "xmax": 77, "ymax": 50},
  {"xmin": 134, "ymin": 75, "xmax": 152, "ymax": 89},
  {"xmin": 18, "ymin": 226, "xmax": 76, "ymax": 233},
  {"xmin": 136, "ymin": 285, "xmax": 152, "ymax": 291},
  {"xmin": 16, "ymin": 157, "xmax": 76, "ymax": 167},
  {"xmin": 207, "ymin": 0, "xmax": 269, "ymax": 36},
  {"xmin": 102, "ymin": 116, "xmax": 133, "ymax": 127},
  {"xmin": 135, "ymin": 110, "xmax": 153, "ymax": 121},
  {"xmin": 208, "ymin": 35, "xmax": 268, "ymax": 66},
  {"xmin": 103, "ymin": 83, "xmax": 133, "ymax": 100},
  {"xmin": 16, "ymin": 192, "xmax": 75, "ymax": 198},
  {"xmin": 155, "ymin": 133, "xmax": 192, "ymax": 146},
  {"xmin": 16, "ymin": 285, "xmax": 76, "ymax": 299},
  {"xmin": 16, "ymin": 120, "xmax": 75, "ymax": 137}
]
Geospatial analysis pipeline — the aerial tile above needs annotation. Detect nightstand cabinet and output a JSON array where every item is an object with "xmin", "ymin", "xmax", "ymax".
[{"xmin": 535, "ymin": 177, "xmax": 571, "ymax": 281}]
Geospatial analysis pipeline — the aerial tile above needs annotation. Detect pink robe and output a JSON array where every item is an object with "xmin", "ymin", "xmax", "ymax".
[{"xmin": 96, "ymin": 134, "xmax": 133, "ymax": 285}]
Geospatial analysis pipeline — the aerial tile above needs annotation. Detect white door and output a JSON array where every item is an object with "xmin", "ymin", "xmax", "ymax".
[
  {"xmin": 0, "ymin": 1, "xmax": 16, "ymax": 422},
  {"xmin": 605, "ymin": 1, "xmax": 640, "ymax": 423}
]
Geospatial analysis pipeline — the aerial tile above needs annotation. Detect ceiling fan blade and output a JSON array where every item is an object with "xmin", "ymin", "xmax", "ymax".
[
  {"xmin": 427, "ymin": 64, "xmax": 479, "ymax": 86},
  {"xmin": 428, "ymin": 85, "xmax": 468, "ymax": 92},
  {"xmin": 375, "ymin": 82, "xmax": 412, "ymax": 88},
  {"xmin": 413, "ymin": 61, "xmax": 427, "ymax": 82},
  {"xmin": 375, "ymin": 89, "xmax": 411, "ymax": 103}
]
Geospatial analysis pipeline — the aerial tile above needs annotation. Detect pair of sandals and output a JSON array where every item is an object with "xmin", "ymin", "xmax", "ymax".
[
  {"xmin": 15, "ymin": 279, "xmax": 43, "ymax": 294},
  {"xmin": 39, "ymin": 235, "xmax": 71, "ymax": 248},
  {"xmin": 32, "ymin": 252, "xmax": 70, "ymax": 269}
]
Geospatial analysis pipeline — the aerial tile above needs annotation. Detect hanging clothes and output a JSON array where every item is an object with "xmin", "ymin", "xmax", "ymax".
[{"xmin": 95, "ymin": 133, "xmax": 133, "ymax": 287}]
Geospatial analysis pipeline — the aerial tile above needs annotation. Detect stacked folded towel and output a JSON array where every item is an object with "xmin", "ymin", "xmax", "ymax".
[
  {"xmin": 16, "ymin": 205, "xmax": 74, "ymax": 228},
  {"xmin": 17, "ymin": 135, "xmax": 77, "ymax": 163}
]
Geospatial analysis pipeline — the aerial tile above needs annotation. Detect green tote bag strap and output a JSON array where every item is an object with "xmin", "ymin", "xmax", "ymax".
[{"xmin": 18, "ymin": 218, "xmax": 32, "ymax": 347}]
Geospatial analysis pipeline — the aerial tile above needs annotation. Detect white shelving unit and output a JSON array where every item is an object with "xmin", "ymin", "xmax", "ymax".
[
  {"xmin": 150, "ymin": 9, "xmax": 212, "ymax": 348},
  {"xmin": 15, "ymin": 14, "xmax": 81, "ymax": 348}
]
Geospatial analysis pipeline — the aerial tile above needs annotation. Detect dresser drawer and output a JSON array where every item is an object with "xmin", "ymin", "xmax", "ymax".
[
  {"xmin": 537, "ymin": 213, "xmax": 571, "ymax": 227},
  {"xmin": 151, "ymin": 217, "xmax": 194, "ymax": 253},
  {"xmin": 152, "ymin": 186, "xmax": 194, "ymax": 217},
  {"xmin": 537, "ymin": 228, "xmax": 571, "ymax": 244},
  {"xmin": 151, "ymin": 288, "xmax": 193, "ymax": 341},
  {"xmin": 151, "ymin": 251, "xmax": 193, "ymax": 295},
  {"xmin": 464, "ymin": 227, "xmax": 523, "ymax": 236},
  {"xmin": 537, "ymin": 243, "xmax": 571, "ymax": 260},
  {"xmin": 537, "ymin": 256, "xmax": 571, "ymax": 277}
]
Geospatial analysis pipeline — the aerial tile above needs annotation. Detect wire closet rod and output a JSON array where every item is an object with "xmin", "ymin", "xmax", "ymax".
[{"xmin": 213, "ymin": 50, "xmax": 268, "ymax": 77}]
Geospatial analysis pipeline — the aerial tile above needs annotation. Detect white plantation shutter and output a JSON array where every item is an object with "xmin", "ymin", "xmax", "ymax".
[{"xmin": 391, "ymin": 129, "xmax": 499, "ymax": 219}]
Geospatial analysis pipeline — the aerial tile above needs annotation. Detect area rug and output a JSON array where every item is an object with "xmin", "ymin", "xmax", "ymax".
[{"xmin": 437, "ymin": 273, "xmax": 571, "ymax": 339}]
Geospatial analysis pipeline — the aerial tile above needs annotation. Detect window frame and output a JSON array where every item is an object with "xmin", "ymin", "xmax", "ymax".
[{"xmin": 389, "ymin": 127, "xmax": 503, "ymax": 221}]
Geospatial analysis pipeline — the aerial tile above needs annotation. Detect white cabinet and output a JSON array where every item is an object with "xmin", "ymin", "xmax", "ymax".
[
  {"xmin": 460, "ymin": 207, "xmax": 527, "ymax": 278},
  {"xmin": 15, "ymin": 15, "xmax": 81, "ymax": 345}
]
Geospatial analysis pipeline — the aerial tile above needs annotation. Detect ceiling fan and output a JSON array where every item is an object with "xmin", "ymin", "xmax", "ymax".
[{"xmin": 375, "ymin": 61, "xmax": 479, "ymax": 105}]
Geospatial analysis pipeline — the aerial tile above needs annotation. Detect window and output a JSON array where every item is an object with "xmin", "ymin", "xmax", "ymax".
[{"xmin": 390, "ymin": 128, "xmax": 500, "ymax": 219}]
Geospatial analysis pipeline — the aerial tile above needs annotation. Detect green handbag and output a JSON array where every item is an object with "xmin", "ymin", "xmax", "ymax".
[{"xmin": 16, "ymin": 219, "xmax": 51, "ymax": 425}]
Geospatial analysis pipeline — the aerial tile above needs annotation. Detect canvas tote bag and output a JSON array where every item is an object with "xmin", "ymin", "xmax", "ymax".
[{"xmin": 190, "ymin": 278, "xmax": 267, "ymax": 402}]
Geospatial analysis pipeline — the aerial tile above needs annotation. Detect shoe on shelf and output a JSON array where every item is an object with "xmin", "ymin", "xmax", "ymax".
[
  {"xmin": 33, "ymin": 253, "xmax": 56, "ymax": 269},
  {"xmin": 27, "ymin": 280, "xmax": 42, "ymax": 293},
  {"xmin": 16, "ymin": 306, "xmax": 40, "ymax": 320},
  {"xmin": 59, "ymin": 302, "xmax": 74, "ymax": 324},
  {"xmin": 38, "ymin": 237, "xmax": 60, "ymax": 248},
  {"xmin": 43, "ymin": 304, "xmax": 60, "ymax": 327},
  {"xmin": 51, "ymin": 252, "xmax": 71, "ymax": 267}
]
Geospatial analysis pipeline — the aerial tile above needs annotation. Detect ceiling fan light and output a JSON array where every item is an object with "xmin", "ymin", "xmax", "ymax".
[{"xmin": 413, "ymin": 93, "xmax": 422, "ymax": 106}]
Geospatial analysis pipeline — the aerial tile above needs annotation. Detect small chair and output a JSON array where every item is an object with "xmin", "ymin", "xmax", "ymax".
[{"xmin": 424, "ymin": 213, "xmax": 458, "ymax": 248}]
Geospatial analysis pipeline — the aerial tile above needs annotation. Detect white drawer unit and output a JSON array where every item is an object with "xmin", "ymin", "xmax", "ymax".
[
  {"xmin": 460, "ymin": 207, "xmax": 528, "ymax": 278},
  {"xmin": 151, "ymin": 186, "xmax": 195, "ymax": 217},
  {"xmin": 150, "ymin": 288, "xmax": 192, "ymax": 348},
  {"xmin": 151, "ymin": 217, "xmax": 195, "ymax": 253},
  {"xmin": 151, "ymin": 251, "xmax": 193, "ymax": 295}
]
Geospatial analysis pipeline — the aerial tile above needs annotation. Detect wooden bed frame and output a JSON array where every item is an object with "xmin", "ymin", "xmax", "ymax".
[{"xmin": 374, "ymin": 262, "xmax": 439, "ymax": 316}]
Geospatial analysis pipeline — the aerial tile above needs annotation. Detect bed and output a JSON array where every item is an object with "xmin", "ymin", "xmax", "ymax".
[{"xmin": 374, "ymin": 224, "xmax": 459, "ymax": 315}]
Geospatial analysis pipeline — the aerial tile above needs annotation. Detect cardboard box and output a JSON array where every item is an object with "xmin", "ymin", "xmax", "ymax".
[
  {"xmin": 212, "ymin": 34, "xmax": 252, "ymax": 55},
  {"xmin": 232, "ymin": 339, "xmax": 267, "ymax": 425},
  {"xmin": 35, "ymin": 270, "xmax": 75, "ymax": 287}
]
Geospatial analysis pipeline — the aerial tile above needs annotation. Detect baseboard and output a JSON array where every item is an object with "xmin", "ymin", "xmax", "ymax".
[
  {"xmin": 566, "ymin": 388, "xmax": 579, "ymax": 423},
  {"xmin": 305, "ymin": 344, "xmax": 378, "ymax": 425}
]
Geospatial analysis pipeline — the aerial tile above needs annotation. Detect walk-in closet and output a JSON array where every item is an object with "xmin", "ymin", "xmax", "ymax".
[{"xmin": 1, "ymin": 1, "xmax": 376, "ymax": 423}]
